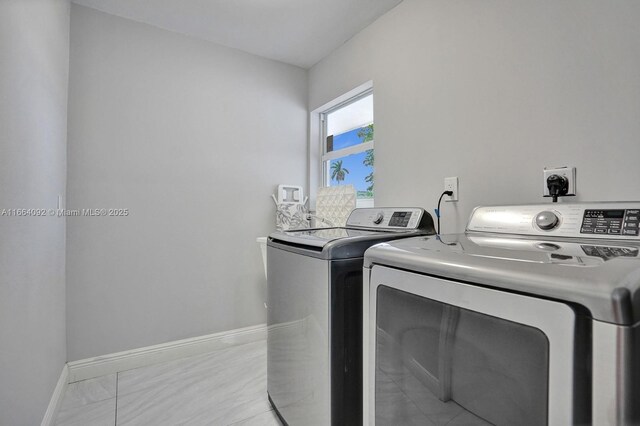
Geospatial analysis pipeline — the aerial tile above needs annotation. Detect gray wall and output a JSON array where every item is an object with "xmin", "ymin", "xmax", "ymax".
[
  {"xmin": 67, "ymin": 5, "xmax": 307, "ymax": 360},
  {"xmin": 309, "ymin": 0, "xmax": 640, "ymax": 233},
  {"xmin": 0, "ymin": 0, "xmax": 70, "ymax": 424}
]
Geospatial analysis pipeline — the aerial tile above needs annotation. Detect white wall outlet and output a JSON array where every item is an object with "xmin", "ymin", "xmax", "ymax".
[
  {"xmin": 444, "ymin": 177, "xmax": 459, "ymax": 202},
  {"xmin": 543, "ymin": 166, "xmax": 576, "ymax": 197}
]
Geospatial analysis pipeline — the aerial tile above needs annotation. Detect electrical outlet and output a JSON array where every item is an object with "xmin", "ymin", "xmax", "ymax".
[
  {"xmin": 444, "ymin": 177, "xmax": 459, "ymax": 202},
  {"xmin": 543, "ymin": 166, "xmax": 576, "ymax": 197}
]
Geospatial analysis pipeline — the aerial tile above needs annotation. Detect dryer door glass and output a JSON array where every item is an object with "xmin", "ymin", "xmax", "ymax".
[{"xmin": 375, "ymin": 285, "xmax": 549, "ymax": 426}]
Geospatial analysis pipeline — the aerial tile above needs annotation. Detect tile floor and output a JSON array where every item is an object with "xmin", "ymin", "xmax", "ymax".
[{"xmin": 54, "ymin": 340, "xmax": 281, "ymax": 426}]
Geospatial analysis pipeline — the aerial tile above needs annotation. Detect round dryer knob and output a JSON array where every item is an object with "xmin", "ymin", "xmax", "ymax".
[
  {"xmin": 535, "ymin": 211, "xmax": 560, "ymax": 230},
  {"xmin": 373, "ymin": 212, "xmax": 384, "ymax": 224}
]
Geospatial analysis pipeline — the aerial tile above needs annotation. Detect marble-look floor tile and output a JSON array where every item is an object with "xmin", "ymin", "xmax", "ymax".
[
  {"xmin": 60, "ymin": 374, "xmax": 117, "ymax": 410},
  {"xmin": 117, "ymin": 341, "xmax": 263, "ymax": 397},
  {"xmin": 228, "ymin": 409, "xmax": 281, "ymax": 426},
  {"xmin": 54, "ymin": 398, "xmax": 115, "ymax": 426},
  {"xmin": 116, "ymin": 341, "xmax": 270, "ymax": 425}
]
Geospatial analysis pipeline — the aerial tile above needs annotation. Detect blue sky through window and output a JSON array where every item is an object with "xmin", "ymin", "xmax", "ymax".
[
  {"xmin": 328, "ymin": 126, "xmax": 373, "ymax": 198},
  {"xmin": 329, "ymin": 152, "xmax": 372, "ymax": 193},
  {"xmin": 330, "ymin": 127, "xmax": 364, "ymax": 151}
]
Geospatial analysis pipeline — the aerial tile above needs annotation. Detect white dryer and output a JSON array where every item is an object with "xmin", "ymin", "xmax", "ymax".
[{"xmin": 363, "ymin": 203, "xmax": 640, "ymax": 426}]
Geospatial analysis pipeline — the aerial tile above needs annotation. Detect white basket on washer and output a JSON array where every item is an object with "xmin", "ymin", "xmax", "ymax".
[{"xmin": 272, "ymin": 184, "xmax": 309, "ymax": 231}]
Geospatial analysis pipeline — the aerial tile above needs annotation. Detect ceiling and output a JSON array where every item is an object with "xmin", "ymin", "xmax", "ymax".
[{"xmin": 71, "ymin": 0, "xmax": 403, "ymax": 69}]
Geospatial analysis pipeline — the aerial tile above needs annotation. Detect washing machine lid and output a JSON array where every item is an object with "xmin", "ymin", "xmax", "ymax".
[
  {"xmin": 267, "ymin": 207, "xmax": 436, "ymax": 259},
  {"xmin": 269, "ymin": 227, "xmax": 429, "ymax": 259},
  {"xmin": 271, "ymin": 227, "xmax": 400, "ymax": 248},
  {"xmin": 364, "ymin": 233, "xmax": 640, "ymax": 325}
]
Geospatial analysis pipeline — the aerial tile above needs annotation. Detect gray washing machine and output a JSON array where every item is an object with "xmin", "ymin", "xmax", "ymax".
[
  {"xmin": 267, "ymin": 207, "xmax": 435, "ymax": 426},
  {"xmin": 363, "ymin": 202, "xmax": 640, "ymax": 426}
]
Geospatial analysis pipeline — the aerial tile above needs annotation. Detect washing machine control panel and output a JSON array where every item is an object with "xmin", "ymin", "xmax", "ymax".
[
  {"xmin": 346, "ymin": 207, "xmax": 424, "ymax": 229},
  {"xmin": 467, "ymin": 203, "xmax": 640, "ymax": 240}
]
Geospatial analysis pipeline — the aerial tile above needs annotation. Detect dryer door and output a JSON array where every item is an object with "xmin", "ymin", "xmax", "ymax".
[{"xmin": 366, "ymin": 266, "xmax": 577, "ymax": 426}]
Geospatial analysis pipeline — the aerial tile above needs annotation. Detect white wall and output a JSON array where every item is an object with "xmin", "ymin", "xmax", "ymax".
[
  {"xmin": 67, "ymin": 5, "xmax": 307, "ymax": 360},
  {"xmin": 309, "ymin": 0, "xmax": 640, "ymax": 233},
  {"xmin": 0, "ymin": 0, "xmax": 69, "ymax": 424}
]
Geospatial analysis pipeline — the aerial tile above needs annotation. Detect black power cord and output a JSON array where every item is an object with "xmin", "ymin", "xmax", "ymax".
[
  {"xmin": 435, "ymin": 190, "xmax": 454, "ymax": 235},
  {"xmin": 547, "ymin": 174, "xmax": 569, "ymax": 203}
]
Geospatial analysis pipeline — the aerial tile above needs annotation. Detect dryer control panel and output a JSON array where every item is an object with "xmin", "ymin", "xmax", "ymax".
[
  {"xmin": 581, "ymin": 209, "xmax": 639, "ymax": 236},
  {"xmin": 467, "ymin": 203, "xmax": 640, "ymax": 240}
]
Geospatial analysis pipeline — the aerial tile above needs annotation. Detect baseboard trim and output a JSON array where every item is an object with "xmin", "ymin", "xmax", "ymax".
[
  {"xmin": 41, "ymin": 364, "xmax": 69, "ymax": 426},
  {"xmin": 67, "ymin": 323, "xmax": 267, "ymax": 383}
]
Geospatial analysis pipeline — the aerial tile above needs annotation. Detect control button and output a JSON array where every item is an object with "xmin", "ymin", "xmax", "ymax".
[
  {"xmin": 626, "ymin": 216, "xmax": 638, "ymax": 221},
  {"xmin": 623, "ymin": 229, "xmax": 639, "ymax": 236},
  {"xmin": 625, "ymin": 222, "xmax": 638, "ymax": 228},
  {"xmin": 373, "ymin": 212, "xmax": 384, "ymax": 224},
  {"xmin": 609, "ymin": 229, "xmax": 621, "ymax": 234},
  {"xmin": 627, "ymin": 210, "xmax": 639, "ymax": 215},
  {"xmin": 581, "ymin": 228, "xmax": 594, "ymax": 234},
  {"xmin": 535, "ymin": 211, "xmax": 560, "ymax": 230},
  {"xmin": 595, "ymin": 228, "xmax": 607, "ymax": 234}
]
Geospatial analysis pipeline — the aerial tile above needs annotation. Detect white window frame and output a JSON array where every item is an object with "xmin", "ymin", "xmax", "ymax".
[
  {"xmin": 308, "ymin": 81, "xmax": 374, "ymax": 211},
  {"xmin": 321, "ymin": 96, "xmax": 374, "ymax": 188},
  {"xmin": 320, "ymin": 88, "xmax": 374, "ymax": 204}
]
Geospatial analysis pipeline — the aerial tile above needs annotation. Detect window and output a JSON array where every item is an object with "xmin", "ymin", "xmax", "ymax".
[{"xmin": 321, "ymin": 91, "xmax": 374, "ymax": 207}]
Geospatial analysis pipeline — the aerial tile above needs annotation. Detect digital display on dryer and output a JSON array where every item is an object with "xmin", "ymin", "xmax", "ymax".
[
  {"xmin": 584, "ymin": 210, "xmax": 625, "ymax": 219},
  {"xmin": 581, "ymin": 209, "xmax": 639, "ymax": 236}
]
